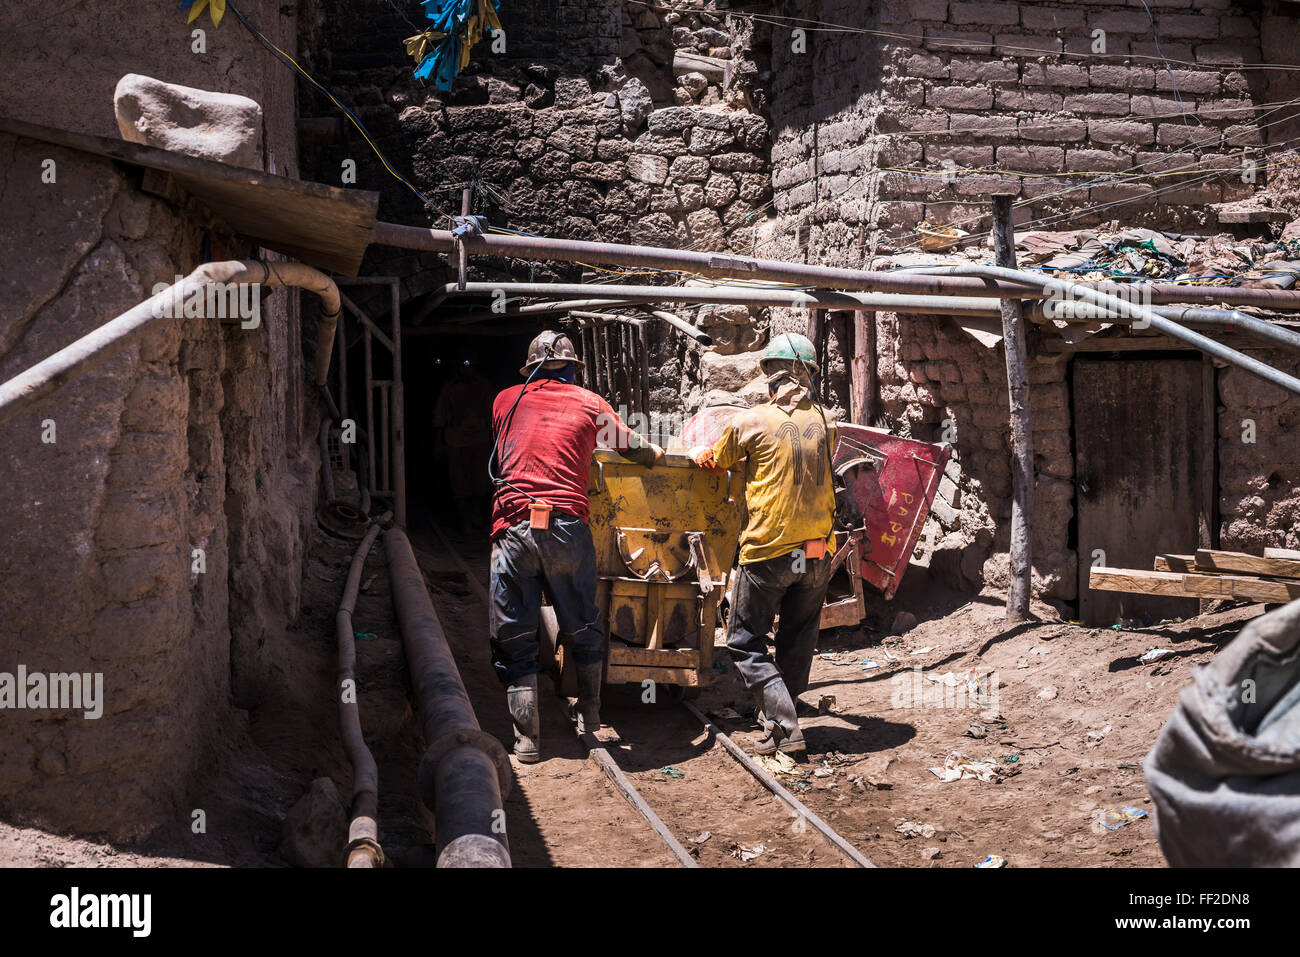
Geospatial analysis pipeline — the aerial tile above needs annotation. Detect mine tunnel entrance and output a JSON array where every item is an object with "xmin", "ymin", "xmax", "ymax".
[{"xmin": 402, "ymin": 325, "xmax": 548, "ymax": 533}]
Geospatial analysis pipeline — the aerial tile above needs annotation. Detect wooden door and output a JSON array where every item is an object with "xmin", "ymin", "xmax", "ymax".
[{"xmin": 1074, "ymin": 356, "xmax": 1211, "ymax": 625}]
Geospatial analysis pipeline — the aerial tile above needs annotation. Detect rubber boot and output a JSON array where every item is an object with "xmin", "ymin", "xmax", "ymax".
[
  {"xmin": 753, "ymin": 677, "xmax": 806, "ymax": 755},
  {"xmin": 575, "ymin": 660, "xmax": 603, "ymax": 733},
  {"xmin": 507, "ymin": 674, "xmax": 540, "ymax": 763}
]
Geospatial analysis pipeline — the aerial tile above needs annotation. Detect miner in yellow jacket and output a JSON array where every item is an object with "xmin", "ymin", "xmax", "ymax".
[{"xmin": 691, "ymin": 332, "xmax": 837, "ymax": 755}]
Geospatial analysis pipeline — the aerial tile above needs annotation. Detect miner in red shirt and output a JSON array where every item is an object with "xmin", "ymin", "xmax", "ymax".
[{"xmin": 489, "ymin": 331, "xmax": 663, "ymax": 762}]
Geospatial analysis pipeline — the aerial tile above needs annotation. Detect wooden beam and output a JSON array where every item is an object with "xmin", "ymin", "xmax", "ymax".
[
  {"xmin": 1091, "ymin": 566, "xmax": 1300, "ymax": 604},
  {"xmin": 1154, "ymin": 554, "xmax": 1197, "ymax": 572},
  {"xmin": 1265, "ymin": 547, "xmax": 1300, "ymax": 561},
  {"xmin": 992, "ymin": 193, "xmax": 1034, "ymax": 622},
  {"xmin": 1195, "ymin": 548, "xmax": 1300, "ymax": 580},
  {"xmin": 0, "ymin": 116, "xmax": 379, "ymax": 276}
]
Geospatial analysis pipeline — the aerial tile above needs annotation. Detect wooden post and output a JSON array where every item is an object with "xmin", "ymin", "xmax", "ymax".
[
  {"xmin": 638, "ymin": 320, "xmax": 651, "ymax": 430},
  {"xmin": 992, "ymin": 193, "xmax": 1034, "ymax": 622},
  {"xmin": 805, "ymin": 308, "xmax": 825, "ymax": 400}
]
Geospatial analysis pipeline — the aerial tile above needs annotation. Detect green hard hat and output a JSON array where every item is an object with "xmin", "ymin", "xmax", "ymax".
[{"xmin": 760, "ymin": 331, "xmax": 818, "ymax": 374}]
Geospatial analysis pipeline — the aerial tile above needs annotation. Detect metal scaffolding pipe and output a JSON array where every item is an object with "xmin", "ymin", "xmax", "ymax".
[
  {"xmin": 918, "ymin": 264, "xmax": 1300, "ymax": 396},
  {"xmin": 1033, "ymin": 299, "xmax": 1300, "ymax": 354},
  {"xmin": 426, "ymin": 282, "xmax": 1300, "ymax": 360},
  {"xmin": 371, "ymin": 221, "xmax": 1300, "ymax": 311},
  {"xmin": 435, "ymin": 281, "xmax": 1007, "ymax": 317},
  {"xmin": 0, "ymin": 259, "xmax": 341, "ymax": 427},
  {"xmin": 383, "ymin": 528, "xmax": 512, "ymax": 868},
  {"xmin": 650, "ymin": 309, "xmax": 713, "ymax": 345},
  {"xmin": 336, "ymin": 512, "xmax": 391, "ymax": 868}
]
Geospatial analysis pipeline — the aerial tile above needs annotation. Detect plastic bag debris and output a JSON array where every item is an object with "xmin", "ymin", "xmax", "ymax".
[
  {"xmin": 918, "ymin": 220, "xmax": 970, "ymax": 251},
  {"xmin": 690, "ymin": 831, "xmax": 712, "ymax": 844},
  {"xmin": 1138, "ymin": 648, "xmax": 1174, "ymax": 663},
  {"xmin": 1097, "ymin": 805, "xmax": 1148, "ymax": 830},
  {"xmin": 860, "ymin": 659, "xmax": 880, "ymax": 670},
  {"xmin": 659, "ymin": 766, "xmax": 684, "ymax": 778},
  {"xmin": 974, "ymin": 854, "xmax": 1006, "ymax": 868},
  {"xmin": 732, "ymin": 843, "xmax": 767, "ymax": 862},
  {"xmin": 930, "ymin": 750, "xmax": 1001, "ymax": 783},
  {"xmin": 758, "ymin": 752, "xmax": 798, "ymax": 775}
]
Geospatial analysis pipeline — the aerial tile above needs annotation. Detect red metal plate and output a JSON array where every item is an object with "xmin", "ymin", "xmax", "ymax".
[{"xmin": 834, "ymin": 424, "xmax": 949, "ymax": 599}]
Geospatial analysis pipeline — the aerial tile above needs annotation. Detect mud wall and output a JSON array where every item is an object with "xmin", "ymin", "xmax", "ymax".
[{"xmin": 0, "ymin": 1, "xmax": 317, "ymax": 840}]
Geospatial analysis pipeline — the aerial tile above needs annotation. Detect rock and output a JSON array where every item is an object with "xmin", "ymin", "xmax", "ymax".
[
  {"xmin": 1037, "ymin": 685, "xmax": 1058, "ymax": 700},
  {"xmin": 699, "ymin": 348, "xmax": 762, "ymax": 394},
  {"xmin": 114, "ymin": 74, "xmax": 263, "ymax": 170},
  {"xmin": 891, "ymin": 611, "xmax": 919, "ymax": 633},
  {"xmin": 677, "ymin": 71, "xmax": 709, "ymax": 96},
  {"xmin": 281, "ymin": 777, "xmax": 348, "ymax": 868},
  {"xmin": 860, "ymin": 753, "xmax": 894, "ymax": 789},
  {"xmin": 921, "ymin": 846, "xmax": 942, "ymax": 860},
  {"xmin": 618, "ymin": 77, "xmax": 653, "ymax": 135},
  {"xmin": 627, "ymin": 153, "xmax": 669, "ymax": 185}
]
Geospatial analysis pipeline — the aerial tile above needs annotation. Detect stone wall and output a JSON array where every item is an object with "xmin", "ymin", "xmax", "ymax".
[
  {"xmin": 301, "ymin": 0, "xmax": 777, "ymax": 401},
  {"xmin": 0, "ymin": 1, "xmax": 317, "ymax": 840}
]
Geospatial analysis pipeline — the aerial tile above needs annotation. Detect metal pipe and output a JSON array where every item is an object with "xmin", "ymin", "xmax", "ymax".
[
  {"xmin": 650, "ymin": 309, "xmax": 713, "ymax": 346},
  {"xmin": 1033, "ymin": 300, "xmax": 1300, "ymax": 354},
  {"xmin": 371, "ymin": 221, "xmax": 1300, "ymax": 311},
  {"xmin": 916, "ymin": 264, "xmax": 1300, "ymax": 396},
  {"xmin": 383, "ymin": 528, "xmax": 512, "ymax": 868},
  {"xmin": 337, "ymin": 511, "xmax": 391, "ymax": 868},
  {"xmin": 439, "ymin": 281, "xmax": 1007, "ymax": 316},
  {"xmin": 0, "ymin": 259, "xmax": 341, "ymax": 426},
  {"xmin": 436, "ymin": 298, "xmax": 641, "ymax": 325}
]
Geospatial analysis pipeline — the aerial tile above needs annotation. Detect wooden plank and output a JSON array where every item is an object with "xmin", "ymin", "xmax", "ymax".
[
  {"xmin": 1154, "ymin": 554, "xmax": 1197, "ymax": 572},
  {"xmin": 1265, "ymin": 547, "xmax": 1300, "ymax": 561},
  {"xmin": 1197, "ymin": 548, "xmax": 1300, "ymax": 580},
  {"xmin": 607, "ymin": 646, "xmax": 700, "ymax": 669},
  {"xmin": 1091, "ymin": 566, "xmax": 1300, "ymax": 604},
  {"xmin": 605, "ymin": 665, "xmax": 709, "ymax": 687}
]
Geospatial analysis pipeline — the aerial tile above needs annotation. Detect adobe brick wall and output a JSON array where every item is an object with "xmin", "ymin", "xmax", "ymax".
[
  {"xmin": 0, "ymin": 1, "xmax": 316, "ymax": 841},
  {"xmin": 768, "ymin": 0, "xmax": 1268, "ymax": 261}
]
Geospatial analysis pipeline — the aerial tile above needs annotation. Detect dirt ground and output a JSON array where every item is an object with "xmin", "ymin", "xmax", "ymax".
[
  {"xmin": 0, "ymin": 513, "xmax": 1261, "ymax": 868},
  {"xmin": 418, "ymin": 526, "xmax": 1259, "ymax": 869}
]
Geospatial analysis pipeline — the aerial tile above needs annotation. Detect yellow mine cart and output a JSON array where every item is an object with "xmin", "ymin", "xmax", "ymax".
[{"xmin": 540, "ymin": 449, "xmax": 745, "ymax": 697}]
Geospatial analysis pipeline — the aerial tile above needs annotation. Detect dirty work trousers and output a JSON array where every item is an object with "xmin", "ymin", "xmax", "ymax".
[
  {"xmin": 726, "ymin": 551, "xmax": 832, "ymax": 700},
  {"xmin": 1143, "ymin": 598, "xmax": 1300, "ymax": 866},
  {"xmin": 489, "ymin": 513, "xmax": 605, "ymax": 685}
]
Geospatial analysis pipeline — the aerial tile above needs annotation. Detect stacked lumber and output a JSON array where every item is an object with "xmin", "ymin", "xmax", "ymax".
[{"xmin": 1090, "ymin": 549, "xmax": 1300, "ymax": 604}]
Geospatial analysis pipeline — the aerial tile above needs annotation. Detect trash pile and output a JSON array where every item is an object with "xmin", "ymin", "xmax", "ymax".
[
  {"xmin": 1010, "ymin": 227, "xmax": 1300, "ymax": 288},
  {"xmin": 880, "ymin": 222, "xmax": 1300, "ymax": 291}
]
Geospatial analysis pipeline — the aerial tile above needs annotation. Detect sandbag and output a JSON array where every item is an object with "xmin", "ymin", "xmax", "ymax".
[{"xmin": 1143, "ymin": 600, "xmax": 1300, "ymax": 866}]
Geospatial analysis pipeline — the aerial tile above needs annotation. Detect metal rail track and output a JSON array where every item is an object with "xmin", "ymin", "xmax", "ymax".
[{"xmin": 428, "ymin": 523, "xmax": 874, "ymax": 868}]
